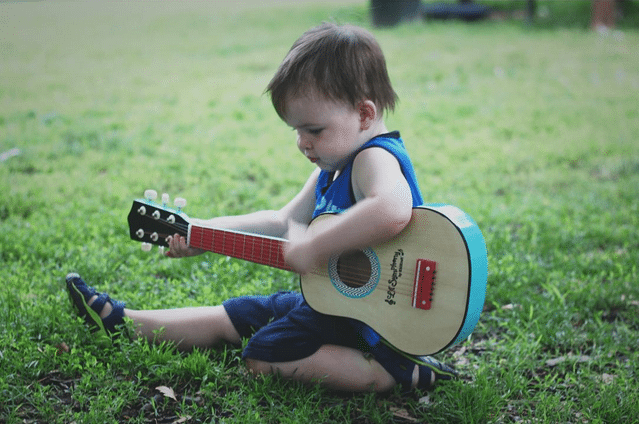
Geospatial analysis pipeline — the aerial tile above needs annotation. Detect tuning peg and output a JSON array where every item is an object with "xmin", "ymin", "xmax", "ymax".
[
  {"xmin": 141, "ymin": 242, "xmax": 153, "ymax": 252},
  {"xmin": 162, "ymin": 193, "xmax": 169, "ymax": 206},
  {"xmin": 174, "ymin": 197, "xmax": 186, "ymax": 211},
  {"xmin": 144, "ymin": 189, "xmax": 158, "ymax": 202}
]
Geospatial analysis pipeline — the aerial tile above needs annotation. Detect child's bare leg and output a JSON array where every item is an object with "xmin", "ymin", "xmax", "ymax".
[
  {"xmin": 125, "ymin": 306, "xmax": 241, "ymax": 350},
  {"xmin": 69, "ymin": 275, "xmax": 452, "ymax": 392},
  {"xmin": 87, "ymin": 297, "xmax": 239, "ymax": 350},
  {"xmin": 245, "ymin": 344, "xmax": 397, "ymax": 392}
]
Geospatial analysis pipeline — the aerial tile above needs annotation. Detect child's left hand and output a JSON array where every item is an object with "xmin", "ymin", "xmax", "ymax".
[{"xmin": 165, "ymin": 231, "xmax": 205, "ymax": 258}]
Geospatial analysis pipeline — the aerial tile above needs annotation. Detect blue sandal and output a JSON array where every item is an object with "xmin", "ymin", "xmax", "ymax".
[
  {"xmin": 370, "ymin": 339, "xmax": 458, "ymax": 391},
  {"xmin": 409, "ymin": 354, "xmax": 458, "ymax": 391},
  {"xmin": 66, "ymin": 272, "xmax": 126, "ymax": 336}
]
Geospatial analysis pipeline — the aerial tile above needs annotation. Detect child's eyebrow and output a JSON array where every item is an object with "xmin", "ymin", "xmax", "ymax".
[{"xmin": 288, "ymin": 123, "xmax": 322, "ymax": 130}]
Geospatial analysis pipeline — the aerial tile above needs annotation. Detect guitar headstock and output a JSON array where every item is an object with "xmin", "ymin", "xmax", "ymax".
[{"xmin": 127, "ymin": 190, "xmax": 189, "ymax": 249}]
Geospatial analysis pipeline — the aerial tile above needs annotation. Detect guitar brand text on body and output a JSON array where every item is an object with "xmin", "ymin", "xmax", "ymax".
[{"xmin": 384, "ymin": 249, "xmax": 404, "ymax": 305}]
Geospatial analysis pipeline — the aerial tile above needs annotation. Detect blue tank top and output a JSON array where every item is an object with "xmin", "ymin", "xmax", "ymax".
[
  {"xmin": 311, "ymin": 131, "xmax": 424, "ymax": 347},
  {"xmin": 312, "ymin": 131, "xmax": 424, "ymax": 218}
]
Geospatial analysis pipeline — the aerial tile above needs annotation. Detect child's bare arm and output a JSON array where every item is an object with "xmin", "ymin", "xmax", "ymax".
[
  {"xmin": 284, "ymin": 148, "xmax": 413, "ymax": 274},
  {"xmin": 201, "ymin": 168, "xmax": 319, "ymax": 237},
  {"xmin": 166, "ymin": 169, "xmax": 319, "ymax": 258}
]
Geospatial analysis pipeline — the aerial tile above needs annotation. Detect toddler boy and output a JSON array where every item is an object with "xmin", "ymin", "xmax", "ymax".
[{"xmin": 68, "ymin": 22, "xmax": 456, "ymax": 392}]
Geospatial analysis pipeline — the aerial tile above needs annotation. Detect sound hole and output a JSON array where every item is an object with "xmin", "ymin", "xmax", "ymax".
[{"xmin": 337, "ymin": 250, "xmax": 371, "ymax": 288}]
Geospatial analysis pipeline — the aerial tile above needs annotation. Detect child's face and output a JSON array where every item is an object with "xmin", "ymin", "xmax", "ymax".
[{"xmin": 284, "ymin": 93, "xmax": 367, "ymax": 172}]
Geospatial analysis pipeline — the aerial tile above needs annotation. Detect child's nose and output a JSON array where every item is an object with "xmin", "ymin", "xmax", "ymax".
[{"xmin": 297, "ymin": 132, "xmax": 312, "ymax": 150}]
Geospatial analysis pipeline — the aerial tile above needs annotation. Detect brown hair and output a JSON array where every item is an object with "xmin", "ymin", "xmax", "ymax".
[{"xmin": 266, "ymin": 23, "xmax": 398, "ymax": 120}]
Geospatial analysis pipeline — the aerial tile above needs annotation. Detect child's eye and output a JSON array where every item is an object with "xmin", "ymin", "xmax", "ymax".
[{"xmin": 308, "ymin": 128, "xmax": 323, "ymax": 135}]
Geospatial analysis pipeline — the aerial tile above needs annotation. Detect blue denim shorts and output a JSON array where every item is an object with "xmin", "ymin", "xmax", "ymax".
[{"xmin": 223, "ymin": 291, "xmax": 360, "ymax": 363}]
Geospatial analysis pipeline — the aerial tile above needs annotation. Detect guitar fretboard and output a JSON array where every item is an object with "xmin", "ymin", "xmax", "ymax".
[{"xmin": 189, "ymin": 226, "xmax": 293, "ymax": 271}]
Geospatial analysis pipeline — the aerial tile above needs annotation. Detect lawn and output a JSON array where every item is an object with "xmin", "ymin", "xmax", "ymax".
[{"xmin": 1, "ymin": 1, "xmax": 638, "ymax": 423}]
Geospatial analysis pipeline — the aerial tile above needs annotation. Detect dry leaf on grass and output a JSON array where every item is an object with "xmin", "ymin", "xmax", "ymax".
[
  {"xmin": 390, "ymin": 406, "xmax": 419, "ymax": 422},
  {"xmin": 546, "ymin": 355, "xmax": 591, "ymax": 367},
  {"xmin": 418, "ymin": 395, "xmax": 431, "ymax": 405},
  {"xmin": 156, "ymin": 385, "xmax": 178, "ymax": 401}
]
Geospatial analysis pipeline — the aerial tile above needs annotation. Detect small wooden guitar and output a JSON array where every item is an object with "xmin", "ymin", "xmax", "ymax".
[{"xmin": 127, "ymin": 190, "xmax": 487, "ymax": 355}]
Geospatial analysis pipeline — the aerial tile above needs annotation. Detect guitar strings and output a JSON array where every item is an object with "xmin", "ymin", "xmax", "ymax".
[
  {"xmin": 143, "ymin": 219, "xmax": 425, "ymax": 299},
  {"xmin": 141, "ymin": 225, "xmax": 423, "ymax": 299},
  {"xmin": 141, "ymin": 218, "xmax": 426, "ymax": 298},
  {"xmin": 143, "ymin": 220, "xmax": 423, "ymax": 299}
]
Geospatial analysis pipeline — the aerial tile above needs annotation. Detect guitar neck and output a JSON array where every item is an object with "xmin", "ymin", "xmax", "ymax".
[{"xmin": 188, "ymin": 225, "xmax": 293, "ymax": 272}]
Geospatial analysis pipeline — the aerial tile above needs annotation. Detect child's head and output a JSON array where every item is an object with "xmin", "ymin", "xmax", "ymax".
[{"xmin": 267, "ymin": 23, "xmax": 398, "ymax": 121}]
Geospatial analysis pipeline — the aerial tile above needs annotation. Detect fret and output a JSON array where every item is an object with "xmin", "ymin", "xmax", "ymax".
[
  {"xmin": 277, "ymin": 246, "xmax": 285, "ymax": 269},
  {"xmin": 205, "ymin": 228, "xmax": 213, "ymax": 251},
  {"xmin": 221, "ymin": 231, "xmax": 228, "ymax": 256},
  {"xmin": 241, "ymin": 233, "xmax": 246, "ymax": 260},
  {"xmin": 232, "ymin": 232, "xmax": 237, "ymax": 257},
  {"xmin": 214, "ymin": 229, "xmax": 223, "ymax": 253},
  {"xmin": 225, "ymin": 231, "xmax": 234, "ymax": 257},
  {"xmin": 264, "ymin": 238, "xmax": 270, "ymax": 265},
  {"xmin": 249, "ymin": 234, "xmax": 255, "ymax": 261},
  {"xmin": 254, "ymin": 237, "xmax": 263, "ymax": 264},
  {"xmin": 267, "ymin": 238, "xmax": 273, "ymax": 268},
  {"xmin": 258, "ymin": 240, "xmax": 266, "ymax": 264},
  {"xmin": 214, "ymin": 229, "xmax": 221, "ymax": 253},
  {"xmin": 270, "ymin": 240, "xmax": 279, "ymax": 268},
  {"xmin": 251, "ymin": 235, "xmax": 260, "ymax": 264}
]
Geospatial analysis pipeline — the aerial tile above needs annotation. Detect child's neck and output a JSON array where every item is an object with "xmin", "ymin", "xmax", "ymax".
[
  {"xmin": 364, "ymin": 119, "xmax": 389, "ymax": 141},
  {"xmin": 332, "ymin": 119, "xmax": 390, "ymax": 179}
]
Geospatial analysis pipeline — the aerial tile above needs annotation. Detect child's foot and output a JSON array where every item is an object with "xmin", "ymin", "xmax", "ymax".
[
  {"xmin": 409, "ymin": 355, "xmax": 457, "ymax": 391},
  {"xmin": 66, "ymin": 272, "xmax": 126, "ymax": 336},
  {"xmin": 371, "ymin": 340, "xmax": 457, "ymax": 391}
]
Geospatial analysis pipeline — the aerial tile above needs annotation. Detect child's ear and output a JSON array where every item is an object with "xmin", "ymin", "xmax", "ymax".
[{"xmin": 358, "ymin": 100, "xmax": 377, "ymax": 130}]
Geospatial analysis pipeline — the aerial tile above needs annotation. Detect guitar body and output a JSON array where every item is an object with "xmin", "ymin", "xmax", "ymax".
[
  {"xmin": 128, "ymin": 197, "xmax": 487, "ymax": 355},
  {"xmin": 300, "ymin": 205, "xmax": 487, "ymax": 355}
]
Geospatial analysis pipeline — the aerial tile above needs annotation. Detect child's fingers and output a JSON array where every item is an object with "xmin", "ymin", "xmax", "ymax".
[
  {"xmin": 166, "ymin": 233, "xmax": 203, "ymax": 258},
  {"xmin": 166, "ymin": 233, "xmax": 185, "ymax": 258}
]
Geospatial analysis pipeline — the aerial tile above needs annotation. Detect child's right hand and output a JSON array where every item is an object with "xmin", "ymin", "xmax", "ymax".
[
  {"xmin": 165, "ymin": 233, "xmax": 204, "ymax": 258},
  {"xmin": 283, "ymin": 219, "xmax": 318, "ymax": 276}
]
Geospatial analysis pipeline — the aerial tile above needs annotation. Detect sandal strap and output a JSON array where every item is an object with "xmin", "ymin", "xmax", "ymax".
[
  {"xmin": 414, "ymin": 356, "xmax": 457, "ymax": 390},
  {"xmin": 101, "ymin": 299, "xmax": 126, "ymax": 333},
  {"xmin": 89, "ymin": 292, "xmax": 110, "ymax": 313},
  {"xmin": 370, "ymin": 339, "xmax": 457, "ymax": 392},
  {"xmin": 88, "ymin": 294, "xmax": 126, "ymax": 334}
]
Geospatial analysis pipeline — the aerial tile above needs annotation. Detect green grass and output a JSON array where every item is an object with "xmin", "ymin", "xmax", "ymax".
[{"xmin": 1, "ymin": 1, "xmax": 638, "ymax": 423}]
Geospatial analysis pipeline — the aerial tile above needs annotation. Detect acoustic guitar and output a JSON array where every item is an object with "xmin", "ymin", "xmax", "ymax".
[{"xmin": 127, "ymin": 190, "xmax": 487, "ymax": 355}]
